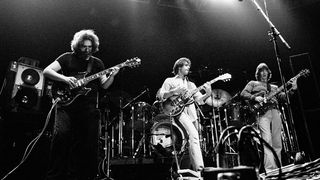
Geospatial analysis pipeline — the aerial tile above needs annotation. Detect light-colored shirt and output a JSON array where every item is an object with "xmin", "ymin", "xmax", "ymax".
[{"xmin": 159, "ymin": 75, "xmax": 202, "ymax": 122}]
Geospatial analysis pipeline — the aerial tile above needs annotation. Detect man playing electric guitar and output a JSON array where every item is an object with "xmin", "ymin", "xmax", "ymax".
[
  {"xmin": 158, "ymin": 57, "xmax": 212, "ymax": 177},
  {"xmin": 240, "ymin": 63, "xmax": 298, "ymax": 173},
  {"xmin": 43, "ymin": 29, "xmax": 120, "ymax": 180}
]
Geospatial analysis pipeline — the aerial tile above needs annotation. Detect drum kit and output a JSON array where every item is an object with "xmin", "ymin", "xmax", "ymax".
[
  {"xmin": 98, "ymin": 88, "xmax": 253, "ymax": 161},
  {"xmin": 98, "ymin": 87, "xmax": 298, "ymax": 179}
]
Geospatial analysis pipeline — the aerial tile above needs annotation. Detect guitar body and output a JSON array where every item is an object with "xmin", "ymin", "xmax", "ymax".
[
  {"xmin": 52, "ymin": 78, "xmax": 92, "ymax": 106},
  {"xmin": 161, "ymin": 73, "xmax": 232, "ymax": 117},
  {"xmin": 162, "ymin": 95, "xmax": 194, "ymax": 116},
  {"xmin": 247, "ymin": 101, "xmax": 276, "ymax": 116}
]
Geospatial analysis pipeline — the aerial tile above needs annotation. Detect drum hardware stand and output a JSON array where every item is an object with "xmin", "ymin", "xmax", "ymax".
[
  {"xmin": 133, "ymin": 133, "xmax": 148, "ymax": 158},
  {"xmin": 209, "ymin": 95, "xmax": 220, "ymax": 167},
  {"xmin": 121, "ymin": 88, "xmax": 149, "ymax": 157},
  {"xmin": 194, "ymin": 102, "xmax": 207, "ymax": 153},
  {"xmin": 118, "ymin": 98, "xmax": 124, "ymax": 157},
  {"xmin": 248, "ymin": 0, "xmax": 308, "ymax": 161},
  {"xmin": 98, "ymin": 107, "xmax": 113, "ymax": 180},
  {"xmin": 223, "ymin": 108, "xmax": 236, "ymax": 154},
  {"xmin": 130, "ymin": 105, "xmax": 135, "ymax": 156},
  {"xmin": 132, "ymin": 110, "xmax": 149, "ymax": 158},
  {"xmin": 111, "ymin": 122, "xmax": 115, "ymax": 158}
]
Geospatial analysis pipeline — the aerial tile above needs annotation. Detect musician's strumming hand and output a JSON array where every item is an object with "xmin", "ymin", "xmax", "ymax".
[
  {"xmin": 255, "ymin": 96, "xmax": 266, "ymax": 103},
  {"xmin": 172, "ymin": 86, "xmax": 187, "ymax": 96},
  {"xmin": 64, "ymin": 76, "xmax": 79, "ymax": 89}
]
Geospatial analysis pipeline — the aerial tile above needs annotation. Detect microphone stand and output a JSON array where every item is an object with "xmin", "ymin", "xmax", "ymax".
[{"xmin": 249, "ymin": 0, "xmax": 308, "ymax": 162}]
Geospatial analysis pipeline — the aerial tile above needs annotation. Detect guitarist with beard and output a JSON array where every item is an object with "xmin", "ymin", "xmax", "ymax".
[
  {"xmin": 43, "ymin": 29, "xmax": 119, "ymax": 180},
  {"xmin": 159, "ymin": 57, "xmax": 212, "ymax": 178},
  {"xmin": 240, "ymin": 62, "xmax": 297, "ymax": 173}
]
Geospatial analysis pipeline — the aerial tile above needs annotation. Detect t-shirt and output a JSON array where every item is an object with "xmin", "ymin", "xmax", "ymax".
[{"xmin": 55, "ymin": 52, "xmax": 105, "ymax": 109}]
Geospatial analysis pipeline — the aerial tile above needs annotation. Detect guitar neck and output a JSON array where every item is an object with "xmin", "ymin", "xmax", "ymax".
[
  {"xmin": 266, "ymin": 74, "xmax": 301, "ymax": 100},
  {"xmin": 83, "ymin": 63, "xmax": 125, "ymax": 84},
  {"xmin": 190, "ymin": 78, "xmax": 220, "ymax": 96}
]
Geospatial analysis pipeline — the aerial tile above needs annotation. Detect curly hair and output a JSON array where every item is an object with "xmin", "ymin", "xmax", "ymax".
[
  {"xmin": 70, "ymin": 29, "xmax": 99, "ymax": 53},
  {"xmin": 172, "ymin": 57, "xmax": 191, "ymax": 75}
]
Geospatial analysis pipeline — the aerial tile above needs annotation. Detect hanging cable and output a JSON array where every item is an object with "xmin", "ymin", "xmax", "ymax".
[{"xmin": 1, "ymin": 98, "xmax": 60, "ymax": 180}]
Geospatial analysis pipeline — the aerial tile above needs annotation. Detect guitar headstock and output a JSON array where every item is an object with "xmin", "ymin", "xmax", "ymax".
[
  {"xmin": 124, "ymin": 57, "xmax": 141, "ymax": 68},
  {"xmin": 298, "ymin": 69, "xmax": 310, "ymax": 77},
  {"xmin": 217, "ymin": 73, "xmax": 232, "ymax": 82}
]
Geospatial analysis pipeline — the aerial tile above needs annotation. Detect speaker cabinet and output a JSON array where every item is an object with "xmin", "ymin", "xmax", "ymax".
[{"xmin": 9, "ymin": 62, "xmax": 45, "ymax": 113}]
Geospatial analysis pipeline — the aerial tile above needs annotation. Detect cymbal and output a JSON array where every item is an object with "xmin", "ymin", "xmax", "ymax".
[{"xmin": 210, "ymin": 89, "xmax": 231, "ymax": 107}]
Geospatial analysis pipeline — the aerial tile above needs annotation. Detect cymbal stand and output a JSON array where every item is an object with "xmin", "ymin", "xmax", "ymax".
[
  {"xmin": 210, "ymin": 95, "xmax": 220, "ymax": 167},
  {"xmin": 194, "ymin": 102, "xmax": 207, "ymax": 153},
  {"xmin": 142, "ymin": 111, "xmax": 147, "ymax": 156},
  {"xmin": 121, "ymin": 88, "xmax": 149, "ymax": 157},
  {"xmin": 223, "ymin": 108, "xmax": 233, "ymax": 153},
  {"xmin": 130, "ymin": 105, "xmax": 135, "ymax": 156},
  {"xmin": 118, "ymin": 98, "xmax": 124, "ymax": 157}
]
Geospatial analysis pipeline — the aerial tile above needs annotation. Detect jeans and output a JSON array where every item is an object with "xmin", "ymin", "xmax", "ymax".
[
  {"xmin": 257, "ymin": 109, "xmax": 282, "ymax": 172},
  {"xmin": 178, "ymin": 113, "xmax": 204, "ymax": 171}
]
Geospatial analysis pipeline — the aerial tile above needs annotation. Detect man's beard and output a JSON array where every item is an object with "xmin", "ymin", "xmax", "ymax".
[{"xmin": 78, "ymin": 51, "xmax": 92, "ymax": 59}]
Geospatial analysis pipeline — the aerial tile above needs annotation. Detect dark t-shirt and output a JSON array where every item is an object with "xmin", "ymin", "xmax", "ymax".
[{"xmin": 56, "ymin": 52, "xmax": 105, "ymax": 109}]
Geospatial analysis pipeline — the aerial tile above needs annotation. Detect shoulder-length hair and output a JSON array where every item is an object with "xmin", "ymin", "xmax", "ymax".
[
  {"xmin": 172, "ymin": 57, "xmax": 191, "ymax": 75},
  {"xmin": 70, "ymin": 29, "xmax": 99, "ymax": 53}
]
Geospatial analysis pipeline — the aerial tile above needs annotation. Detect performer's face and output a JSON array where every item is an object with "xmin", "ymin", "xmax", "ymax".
[
  {"xmin": 260, "ymin": 69, "xmax": 269, "ymax": 82},
  {"xmin": 79, "ymin": 40, "xmax": 93, "ymax": 59},
  {"xmin": 179, "ymin": 62, "xmax": 190, "ymax": 76}
]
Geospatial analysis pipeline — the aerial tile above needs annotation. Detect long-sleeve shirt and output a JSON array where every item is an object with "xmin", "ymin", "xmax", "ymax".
[
  {"xmin": 159, "ymin": 76, "xmax": 202, "ymax": 122},
  {"xmin": 241, "ymin": 80, "xmax": 288, "ymax": 110}
]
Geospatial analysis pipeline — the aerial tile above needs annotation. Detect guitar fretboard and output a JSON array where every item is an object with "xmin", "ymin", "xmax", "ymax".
[
  {"xmin": 266, "ymin": 70, "xmax": 308, "ymax": 100},
  {"xmin": 82, "ymin": 63, "xmax": 126, "ymax": 84}
]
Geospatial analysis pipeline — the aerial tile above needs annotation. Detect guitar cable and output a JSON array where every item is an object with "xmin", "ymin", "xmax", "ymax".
[{"xmin": 1, "ymin": 98, "xmax": 61, "ymax": 180}]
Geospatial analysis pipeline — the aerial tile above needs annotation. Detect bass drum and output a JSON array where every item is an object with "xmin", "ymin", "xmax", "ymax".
[{"xmin": 150, "ymin": 114, "xmax": 188, "ymax": 156}]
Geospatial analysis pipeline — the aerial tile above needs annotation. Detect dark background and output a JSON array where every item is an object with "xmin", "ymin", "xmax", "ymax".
[{"xmin": 0, "ymin": 0, "xmax": 320, "ymax": 178}]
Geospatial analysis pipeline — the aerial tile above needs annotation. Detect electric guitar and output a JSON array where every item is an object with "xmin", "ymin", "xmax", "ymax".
[
  {"xmin": 162, "ymin": 73, "xmax": 232, "ymax": 116},
  {"xmin": 247, "ymin": 69, "xmax": 309, "ymax": 115},
  {"xmin": 52, "ymin": 57, "xmax": 141, "ymax": 106}
]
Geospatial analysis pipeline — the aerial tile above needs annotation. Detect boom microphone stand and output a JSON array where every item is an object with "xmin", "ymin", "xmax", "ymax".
[{"xmin": 249, "ymin": 0, "xmax": 308, "ymax": 162}]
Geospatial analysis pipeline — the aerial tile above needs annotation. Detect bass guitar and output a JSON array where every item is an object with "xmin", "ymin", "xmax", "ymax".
[
  {"xmin": 52, "ymin": 57, "xmax": 141, "ymax": 106},
  {"xmin": 247, "ymin": 69, "xmax": 309, "ymax": 115},
  {"xmin": 162, "ymin": 73, "xmax": 232, "ymax": 116}
]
